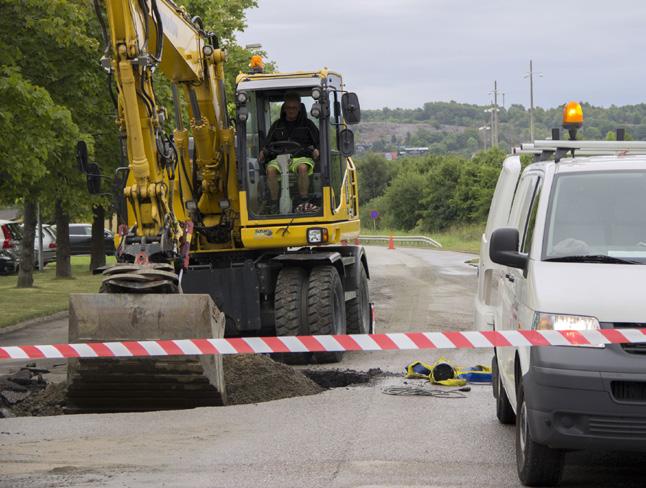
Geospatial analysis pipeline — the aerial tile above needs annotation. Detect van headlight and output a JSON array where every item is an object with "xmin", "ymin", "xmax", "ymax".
[{"xmin": 532, "ymin": 313, "xmax": 604, "ymax": 348}]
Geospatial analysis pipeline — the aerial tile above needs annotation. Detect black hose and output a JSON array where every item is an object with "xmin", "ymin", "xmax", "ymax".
[
  {"xmin": 191, "ymin": 16, "xmax": 204, "ymax": 32},
  {"xmin": 187, "ymin": 88, "xmax": 202, "ymax": 121},
  {"xmin": 179, "ymin": 152, "xmax": 195, "ymax": 199},
  {"xmin": 138, "ymin": 68, "xmax": 155, "ymax": 117},
  {"xmin": 138, "ymin": 0, "xmax": 150, "ymax": 54},
  {"xmin": 107, "ymin": 72, "xmax": 118, "ymax": 109},
  {"xmin": 150, "ymin": 0, "xmax": 164, "ymax": 62},
  {"xmin": 93, "ymin": 0, "xmax": 110, "ymax": 58}
]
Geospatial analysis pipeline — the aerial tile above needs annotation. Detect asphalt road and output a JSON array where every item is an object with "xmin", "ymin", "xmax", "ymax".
[{"xmin": 1, "ymin": 246, "xmax": 644, "ymax": 487}]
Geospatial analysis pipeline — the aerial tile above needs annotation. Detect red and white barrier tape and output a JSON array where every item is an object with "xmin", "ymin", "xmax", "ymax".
[{"xmin": 1, "ymin": 328, "xmax": 645, "ymax": 360}]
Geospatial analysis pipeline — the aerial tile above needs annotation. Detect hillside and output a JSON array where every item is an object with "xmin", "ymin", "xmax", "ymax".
[{"xmin": 355, "ymin": 101, "xmax": 646, "ymax": 154}]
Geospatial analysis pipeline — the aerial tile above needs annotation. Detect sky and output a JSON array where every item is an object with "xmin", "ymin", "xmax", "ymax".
[{"xmin": 236, "ymin": 0, "xmax": 646, "ymax": 110}]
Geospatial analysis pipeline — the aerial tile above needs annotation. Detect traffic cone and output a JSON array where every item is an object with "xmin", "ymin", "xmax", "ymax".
[{"xmin": 388, "ymin": 235, "xmax": 395, "ymax": 250}]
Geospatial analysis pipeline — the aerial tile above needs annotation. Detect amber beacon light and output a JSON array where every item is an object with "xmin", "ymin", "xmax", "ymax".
[{"xmin": 563, "ymin": 101, "xmax": 584, "ymax": 129}]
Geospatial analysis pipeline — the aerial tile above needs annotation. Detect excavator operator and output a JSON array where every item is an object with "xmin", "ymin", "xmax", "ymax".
[{"xmin": 258, "ymin": 92, "xmax": 320, "ymax": 213}]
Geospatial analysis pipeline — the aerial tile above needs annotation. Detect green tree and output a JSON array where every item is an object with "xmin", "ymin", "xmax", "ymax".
[
  {"xmin": 381, "ymin": 169, "xmax": 426, "ymax": 230},
  {"xmin": 0, "ymin": 68, "xmax": 80, "ymax": 286},
  {"xmin": 355, "ymin": 153, "xmax": 395, "ymax": 204}
]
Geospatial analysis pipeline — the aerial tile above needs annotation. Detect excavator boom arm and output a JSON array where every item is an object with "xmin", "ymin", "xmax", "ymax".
[{"xmin": 100, "ymin": 0, "xmax": 234, "ymax": 250}]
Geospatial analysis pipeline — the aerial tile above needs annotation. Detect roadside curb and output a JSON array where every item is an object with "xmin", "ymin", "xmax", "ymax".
[{"xmin": 0, "ymin": 311, "xmax": 69, "ymax": 336}]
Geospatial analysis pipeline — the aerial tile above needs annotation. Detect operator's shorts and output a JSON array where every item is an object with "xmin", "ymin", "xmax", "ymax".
[{"xmin": 266, "ymin": 157, "xmax": 314, "ymax": 176}]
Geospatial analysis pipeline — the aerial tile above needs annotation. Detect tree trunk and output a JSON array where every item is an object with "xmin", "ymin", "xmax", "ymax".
[
  {"xmin": 55, "ymin": 198, "xmax": 72, "ymax": 278},
  {"xmin": 90, "ymin": 204, "xmax": 106, "ymax": 271},
  {"xmin": 17, "ymin": 198, "xmax": 36, "ymax": 288}
]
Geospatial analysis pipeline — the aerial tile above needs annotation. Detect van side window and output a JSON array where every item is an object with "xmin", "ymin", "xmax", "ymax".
[
  {"xmin": 508, "ymin": 175, "xmax": 539, "ymax": 248},
  {"xmin": 521, "ymin": 179, "xmax": 542, "ymax": 254}
]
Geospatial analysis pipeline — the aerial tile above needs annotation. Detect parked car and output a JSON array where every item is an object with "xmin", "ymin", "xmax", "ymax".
[
  {"xmin": 476, "ymin": 136, "xmax": 646, "ymax": 485},
  {"xmin": 69, "ymin": 223, "xmax": 115, "ymax": 256},
  {"xmin": 0, "ymin": 248, "xmax": 18, "ymax": 275},
  {"xmin": 0, "ymin": 220, "xmax": 21, "ymax": 275},
  {"xmin": 33, "ymin": 224, "xmax": 57, "ymax": 268},
  {"xmin": 1, "ymin": 219, "xmax": 23, "ymax": 252}
]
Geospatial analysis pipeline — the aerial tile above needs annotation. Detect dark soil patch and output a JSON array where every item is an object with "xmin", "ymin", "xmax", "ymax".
[
  {"xmin": 4, "ymin": 358, "xmax": 386, "ymax": 416},
  {"xmin": 302, "ymin": 367, "xmax": 386, "ymax": 388},
  {"xmin": 0, "ymin": 366, "xmax": 66, "ymax": 417},
  {"xmin": 223, "ymin": 355, "xmax": 323, "ymax": 405},
  {"xmin": 12, "ymin": 382, "xmax": 66, "ymax": 417}
]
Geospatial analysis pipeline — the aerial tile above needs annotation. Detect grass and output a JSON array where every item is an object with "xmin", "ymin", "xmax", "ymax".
[
  {"xmin": 0, "ymin": 256, "xmax": 115, "ymax": 329},
  {"xmin": 360, "ymin": 223, "xmax": 483, "ymax": 254}
]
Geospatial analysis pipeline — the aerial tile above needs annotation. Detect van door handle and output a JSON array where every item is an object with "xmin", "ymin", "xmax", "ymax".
[{"xmin": 505, "ymin": 273, "xmax": 515, "ymax": 283}]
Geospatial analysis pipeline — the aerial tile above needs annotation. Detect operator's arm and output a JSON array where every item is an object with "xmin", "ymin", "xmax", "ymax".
[
  {"xmin": 306, "ymin": 120, "xmax": 320, "ymax": 160},
  {"xmin": 258, "ymin": 120, "xmax": 282, "ymax": 163}
]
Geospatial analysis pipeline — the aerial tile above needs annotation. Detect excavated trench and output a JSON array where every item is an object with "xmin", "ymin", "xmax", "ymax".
[{"xmin": 0, "ymin": 358, "xmax": 388, "ymax": 417}]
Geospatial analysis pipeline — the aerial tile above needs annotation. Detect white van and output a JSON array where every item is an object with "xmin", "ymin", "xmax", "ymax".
[{"xmin": 475, "ymin": 137, "xmax": 646, "ymax": 486}]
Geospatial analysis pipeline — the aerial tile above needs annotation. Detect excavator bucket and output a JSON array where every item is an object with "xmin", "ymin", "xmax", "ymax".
[{"xmin": 66, "ymin": 293, "xmax": 227, "ymax": 413}]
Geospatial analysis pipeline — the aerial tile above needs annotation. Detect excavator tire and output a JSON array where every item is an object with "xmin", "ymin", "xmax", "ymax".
[
  {"xmin": 66, "ymin": 292, "xmax": 227, "ymax": 413},
  {"xmin": 272, "ymin": 266, "xmax": 312, "ymax": 365},
  {"xmin": 307, "ymin": 265, "xmax": 346, "ymax": 364},
  {"xmin": 346, "ymin": 265, "xmax": 370, "ymax": 334}
]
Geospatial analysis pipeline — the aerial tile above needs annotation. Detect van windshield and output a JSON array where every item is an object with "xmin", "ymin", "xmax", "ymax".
[{"xmin": 544, "ymin": 171, "xmax": 646, "ymax": 263}]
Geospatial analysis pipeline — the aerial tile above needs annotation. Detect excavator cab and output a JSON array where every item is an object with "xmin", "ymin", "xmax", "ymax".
[
  {"xmin": 235, "ymin": 71, "xmax": 361, "ymax": 228},
  {"xmin": 243, "ymin": 91, "xmax": 324, "ymax": 217}
]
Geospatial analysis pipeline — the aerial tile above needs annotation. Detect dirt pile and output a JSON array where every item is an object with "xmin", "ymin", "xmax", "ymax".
[
  {"xmin": 224, "ymin": 355, "xmax": 323, "ymax": 405},
  {"xmin": 0, "ymin": 366, "xmax": 65, "ymax": 417},
  {"xmin": 1, "ymin": 356, "xmax": 325, "ymax": 416}
]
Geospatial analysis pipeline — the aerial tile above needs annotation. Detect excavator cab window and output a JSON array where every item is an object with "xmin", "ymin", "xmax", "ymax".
[
  {"xmin": 242, "ymin": 89, "xmax": 325, "ymax": 219},
  {"xmin": 328, "ymin": 89, "xmax": 346, "ymax": 212}
]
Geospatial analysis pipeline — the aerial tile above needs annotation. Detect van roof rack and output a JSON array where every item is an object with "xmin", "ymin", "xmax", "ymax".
[{"xmin": 513, "ymin": 140, "xmax": 646, "ymax": 162}]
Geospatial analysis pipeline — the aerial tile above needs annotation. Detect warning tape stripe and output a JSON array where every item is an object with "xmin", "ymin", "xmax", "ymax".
[{"xmin": 1, "ymin": 328, "xmax": 646, "ymax": 360}]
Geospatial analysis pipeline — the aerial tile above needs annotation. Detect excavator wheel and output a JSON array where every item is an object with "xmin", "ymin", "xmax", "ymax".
[
  {"xmin": 272, "ymin": 266, "xmax": 312, "ymax": 365},
  {"xmin": 307, "ymin": 265, "xmax": 346, "ymax": 364},
  {"xmin": 346, "ymin": 265, "xmax": 370, "ymax": 334}
]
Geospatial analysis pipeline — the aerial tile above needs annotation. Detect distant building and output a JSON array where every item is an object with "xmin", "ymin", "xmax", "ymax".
[
  {"xmin": 383, "ymin": 152, "xmax": 398, "ymax": 161},
  {"xmin": 398, "ymin": 147, "xmax": 429, "ymax": 156}
]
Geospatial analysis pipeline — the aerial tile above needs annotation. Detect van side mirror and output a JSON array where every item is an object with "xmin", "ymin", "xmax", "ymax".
[
  {"xmin": 341, "ymin": 92, "xmax": 361, "ymax": 124},
  {"xmin": 489, "ymin": 227, "xmax": 528, "ymax": 269},
  {"xmin": 76, "ymin": 140, "xmax": 89, "ymax": 173},
  {"xmin": 86, "ymin": 163, "xmax": 102, "ymax": 195},
  {"xmin": 339, "ymin": 129, "xmax": 355, "ymax": 157}
]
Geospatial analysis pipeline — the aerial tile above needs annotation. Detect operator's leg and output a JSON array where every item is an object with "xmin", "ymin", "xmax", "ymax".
[
  {"xmin": 267, "ymin": 166, "xmax": 279, "ymax": 201},
  {"xmin": 297, "ymin": 163, "xmax": 310, "ymax": 198}
]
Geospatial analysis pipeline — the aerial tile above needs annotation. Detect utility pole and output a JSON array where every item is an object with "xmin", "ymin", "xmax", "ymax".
[
  {"xmin": 478, "ymin": 125, "xmax": 490, "ymax": 150},
  {"xmin": 484, "ymin": 106, "xmax": 495, "ymax": 147},
  {"xmin": 489, "ymin": 81, "xmax": 500, "ymax": 146},
  {"xmin": 524, "ymin": 60, "xmax": 542, "ymax": 141}
]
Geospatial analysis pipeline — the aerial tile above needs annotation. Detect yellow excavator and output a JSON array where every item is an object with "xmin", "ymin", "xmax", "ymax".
[{"xmin": 68, "ymin": 0, "xmax": 371, "ymax": 412}]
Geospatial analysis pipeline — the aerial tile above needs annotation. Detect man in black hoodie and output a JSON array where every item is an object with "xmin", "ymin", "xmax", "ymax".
[{"xmin": 258, "ymin": 92, "xmax": 320, "ymax": 211}]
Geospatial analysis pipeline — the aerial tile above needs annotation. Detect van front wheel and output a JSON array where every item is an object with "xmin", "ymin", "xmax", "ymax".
[
  {"xmin": 494, "ymin": 355, "xmax": 516, "ymax": 425},
  {"xmin": 516, "ymin": 385, "xmax": 565, "ymax": 486}
]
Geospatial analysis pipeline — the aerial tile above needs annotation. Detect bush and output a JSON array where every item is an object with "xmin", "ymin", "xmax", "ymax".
[{"xmin": 357, "ymin": 147, "xmax": 506, "ymax": 233}]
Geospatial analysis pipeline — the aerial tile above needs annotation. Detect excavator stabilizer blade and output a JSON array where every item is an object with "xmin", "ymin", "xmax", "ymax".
[{"xmin": 66, "ymin": 293, "xmax": 227, "ymax": 413}]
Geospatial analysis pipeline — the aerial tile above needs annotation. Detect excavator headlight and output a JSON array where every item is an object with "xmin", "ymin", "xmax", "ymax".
[
  {"xmin": 236, "ymin": 91, "xmax": 248, "ymax": 104},
  {"xmin": 310, "ymin": 102, "xmax": 322, "ymax": 119},
  {"xmin": 237, "ymin": 106, "xmax": 248, "ymax": 122},
  {"xmin": 311, "ymin": 87, "xmax": 321, "ymax": 100},
  {"xmin": 307, "ymin": 227, "xmax": 328, "ymax": 244}
]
